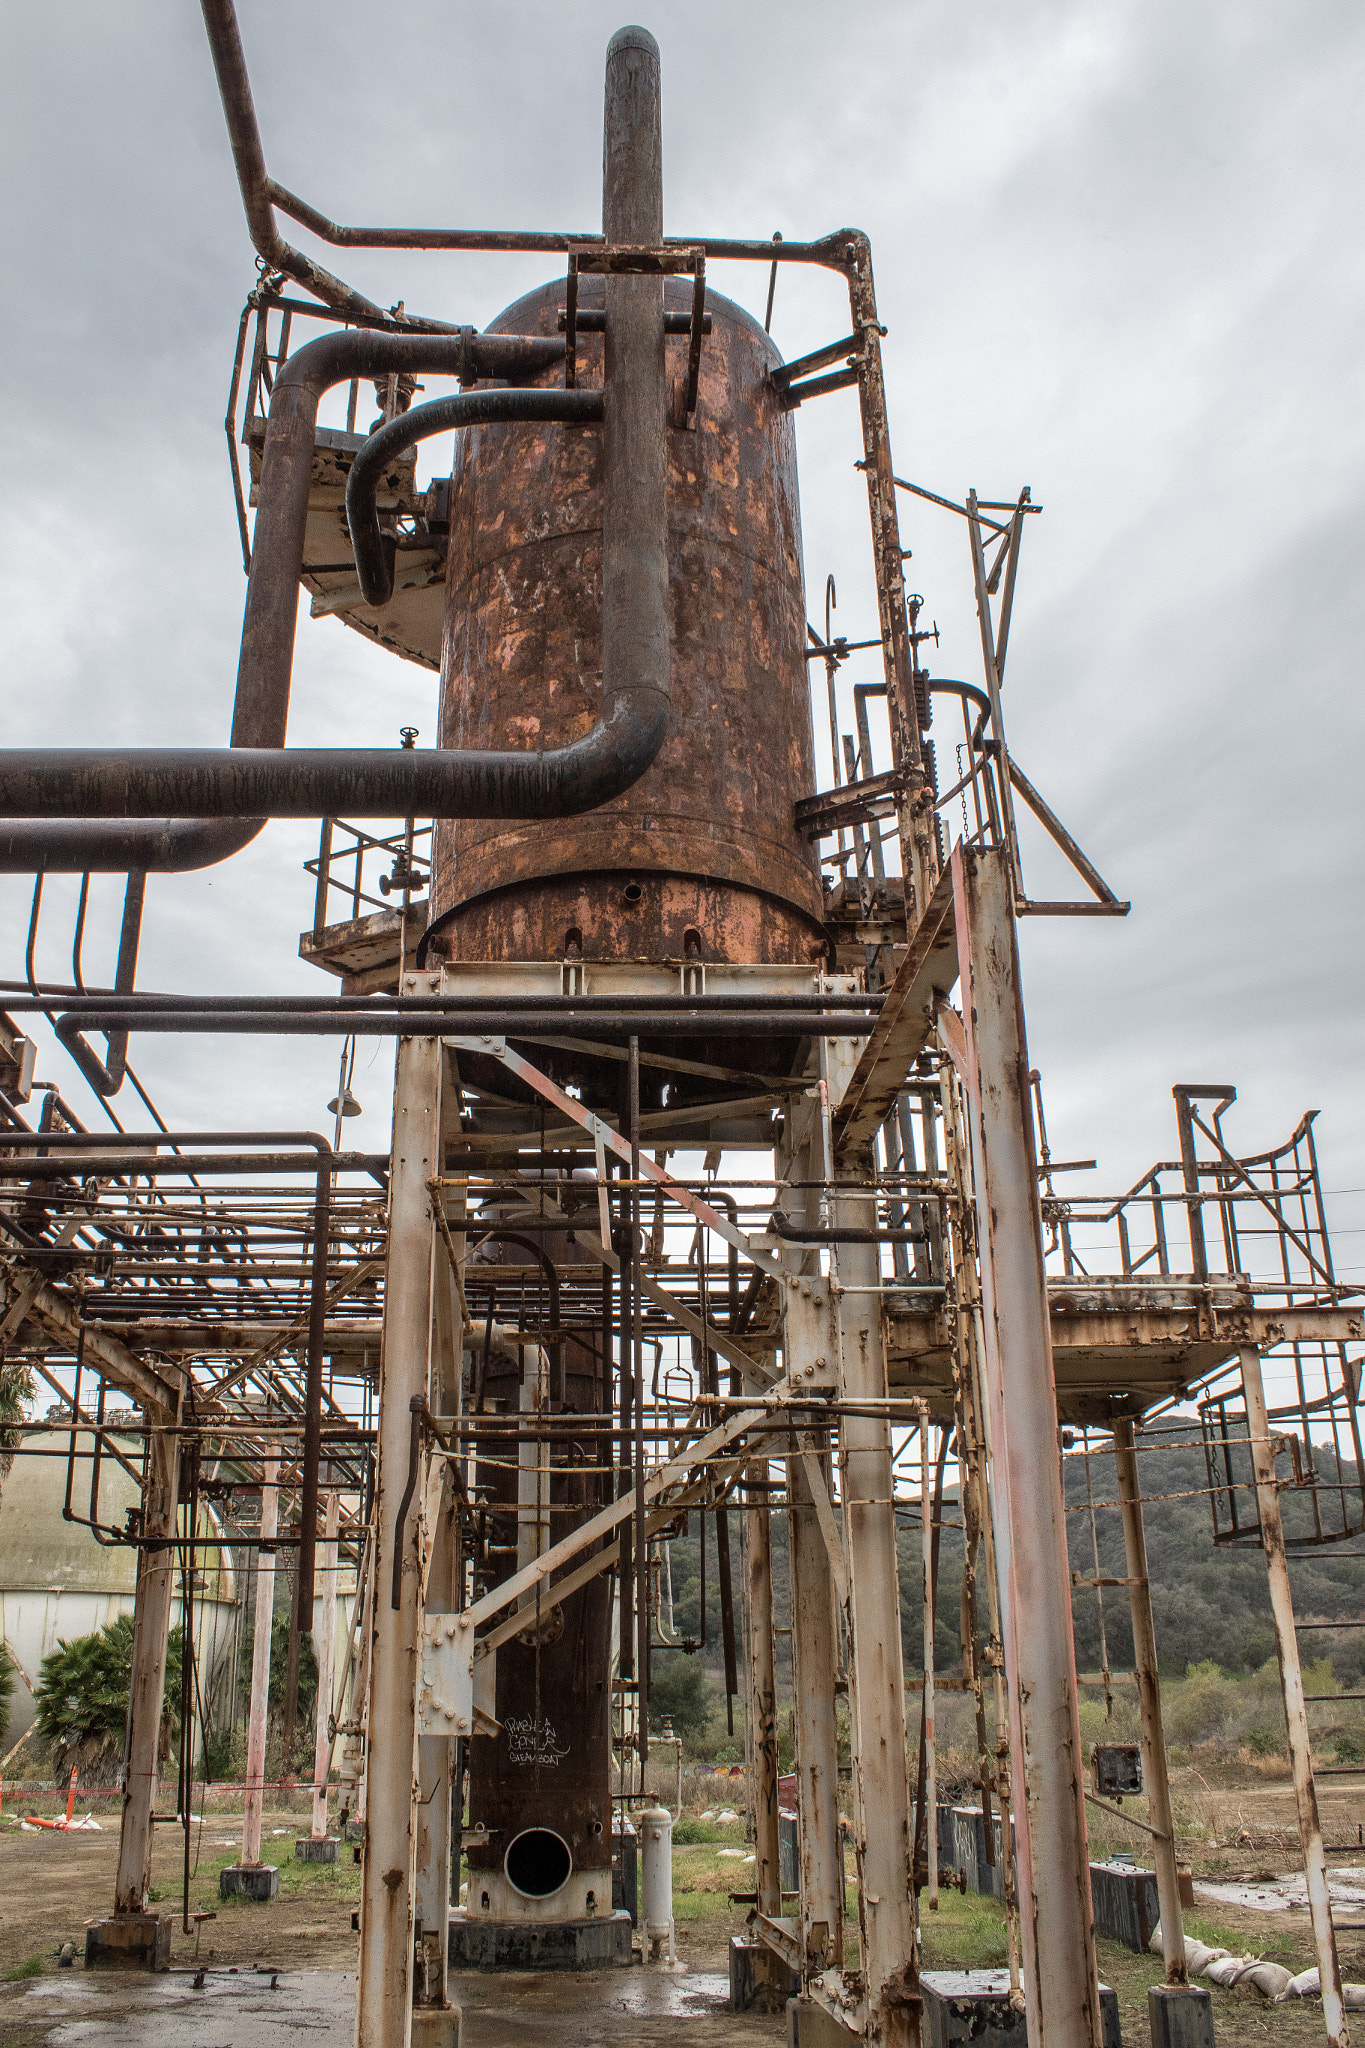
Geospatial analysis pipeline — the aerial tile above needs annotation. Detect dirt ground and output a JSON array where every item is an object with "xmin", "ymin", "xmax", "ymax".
[{"xmin": 5, "ymin": 1779, "xmax": 1365, "ymax": 2045}]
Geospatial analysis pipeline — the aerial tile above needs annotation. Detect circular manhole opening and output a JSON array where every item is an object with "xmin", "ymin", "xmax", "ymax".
[{"xmin": 504, "ymin": 1827, "xmax": 573, "ymax": 1899}]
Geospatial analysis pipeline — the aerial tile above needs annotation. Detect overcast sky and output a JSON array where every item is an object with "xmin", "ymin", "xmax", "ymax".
[{"xmin": 1, "ymin": 1, "xmax": 1362, "ymax": 1268}]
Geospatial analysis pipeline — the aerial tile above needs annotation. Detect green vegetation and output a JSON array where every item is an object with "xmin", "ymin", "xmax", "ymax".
[
  {"xmin": 0, "ymin": 1640, "xmax": 14, "ymax": 1748},
  {"xmin": 648, "ymin": 1651, "xmax": 711, "ymax": 1739},
  {"xmin": 3, "ymin": 1955, "xmax": 45, "ymax": 1983},
  {"xmin": 32, "ymin": 1614, "xmax": 141, "ymax": 1776},
  {"xmin": 897, "ymin": 1436, "xmax": 1365, "ymax": 1682}
]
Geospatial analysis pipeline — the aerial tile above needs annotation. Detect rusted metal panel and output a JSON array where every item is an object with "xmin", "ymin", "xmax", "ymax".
[
  {"xmin": 430, "ymin": 271, "xmax": 825, "ymax": 966},
  {"xmin": 952, "ymin": 846, "xmax": 1101, "ymax": 2048}
]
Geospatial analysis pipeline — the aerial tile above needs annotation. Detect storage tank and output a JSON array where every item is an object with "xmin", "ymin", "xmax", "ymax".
[
  {"xmin": 0, "ymin": 1440, "xmax": 238, "ymax": 1751},
  {"xmin": 427, "ymin": 271, "xmax": 826, "ymax": 971}
]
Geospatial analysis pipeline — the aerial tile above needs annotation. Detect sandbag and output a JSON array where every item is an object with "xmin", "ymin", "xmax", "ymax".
[
  {"xmin": 1240, "ymin": 1962, "xmax": 1293, "ymax": 2000},
  {"xmin": 1203, "ymin": 1956, "xmax": 1249, "ymax": 1987}
]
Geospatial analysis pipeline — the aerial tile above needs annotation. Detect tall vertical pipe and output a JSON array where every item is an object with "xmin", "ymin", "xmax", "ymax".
[
  {"xmin": 241, "ymin": 1448, "xmax": 279, "ymax": 1869},
  {"xmin": 602, "ymin": 27, "xmax": 668, "ymax": 778}
]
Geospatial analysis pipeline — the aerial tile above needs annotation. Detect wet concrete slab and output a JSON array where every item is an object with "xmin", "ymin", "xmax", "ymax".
[
  {"xmin": 10, "ymin": 1966, "xmax": 356, "ymax": 2045},
  {"xmin": 4, "ymin": 1963, "xmax": 785, "ymax": 2048},
  {"xmin": 451, "ymin": 1966, "xmax": 784, "ymax": 2048},
  {"xmin": 1196, "ymin": 1867, "xmax": 1365, "ymax": 1914}
]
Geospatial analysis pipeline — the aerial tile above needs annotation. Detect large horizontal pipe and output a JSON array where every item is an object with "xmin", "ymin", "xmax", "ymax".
[
  {"xmin": 9, "ymin": 990, "xmax": 882, "ymax": 1015},
  {"xmin": 51, "ymin": 1009, "xmax": 878, "ymax": 1039},
  {"xmin": 0, "ymin": 1152, "xmax": 387, "ymax": 1178},
  {"xmin": 769, "ymin": 1216, "xmax": 929, "ymax": 1246},
  {"xmin": 0, "ymin": 315, "xmax": 665, "ymax": 851}
]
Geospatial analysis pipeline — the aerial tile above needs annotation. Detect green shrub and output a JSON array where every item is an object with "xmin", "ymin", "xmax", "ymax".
[
  {"xmin": 648, "ymin": 1653, "xmax": 711, "ymax": 1739},
  {"xmin": 1164, "ymin": 1660, "xmax": 1236, "ymax": 1745},
  {"xmin": 1246, "ymin": 1724, "xmax": 1283, "ymax": 1758},
  {"xmin": 202, "ymin": 1725, "xmax": 234, "ymax": 1781},
  {"xmin": 33, "ymin": 1615, "xmax": 138, "ymax": 1775},
  {"xmin": 1333, "ymin": 1734, "xmax": 1364, "ymax": 1765},
  {"xmin": 32, "ymin": 1617, "xmax": 194, "ymax": 1776}
]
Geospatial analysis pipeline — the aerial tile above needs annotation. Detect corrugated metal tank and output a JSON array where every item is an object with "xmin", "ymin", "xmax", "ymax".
[
  {"xmin": 428, "ymin": 273, "xmax": 825, "ymax": 968},
  {"xmin": 0, "ymin": 1443, "xmax": 238, "ymax": 1749}
]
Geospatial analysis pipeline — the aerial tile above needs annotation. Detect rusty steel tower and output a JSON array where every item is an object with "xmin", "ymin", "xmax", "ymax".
[{"xmin": 1, "ymin": 13, "xmax": 1362, "ymax": 2048}]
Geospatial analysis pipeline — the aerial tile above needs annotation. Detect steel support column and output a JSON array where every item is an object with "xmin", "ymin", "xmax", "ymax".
[
  {"xmin": 1239, "ymin": 1346, "xmax": 1348, "ymax": 2048},
  {"xmin": 357, "ymin": 1003, "xmax": 443, "ymax": 2048},
  {"xmin": 780, "ymin": 1108, "xmax": 846, "ymax": 1979},
  {"xmin": 786, "ymin": 1445, "xmax": 845, "ymax": 1974},
  {"xmin": 310, "ymin": 1488, "xmax": 340, "ymax": 1840},
  {"xmin": 113, "ymin": 1402, "xmax": 183, "ymax": 1914},
  {"xmin": 833, "ymin": 1164, "xmax": 919, "ymax": 2048},
  {"xmin": 241, "ymin": 1448, "xmax": 280, "ymax": 1868},
  {"xmin": 952, "ymin": 844, "xmax": 1099, "ymax": 2048},
  {"xmin": 1112, "ymin": 1421, "xmax": 1187, "ymax": 1985},
  {"xmin": 414, "ymin": 1473, "xmax": 456, "ymax": 2017},
  {"xmin": 746, "ymin": 1457, "xmax": 782, "ymax": 1931}
]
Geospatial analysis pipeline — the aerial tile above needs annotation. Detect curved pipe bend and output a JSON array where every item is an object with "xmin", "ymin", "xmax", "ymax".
[
  {"xmin": 347, "ymin": 388, "xmax": 604, "ymax": 609},
  {"xmin": 0, "ymin": 318, "xmax": 668, "ymax": 851}
]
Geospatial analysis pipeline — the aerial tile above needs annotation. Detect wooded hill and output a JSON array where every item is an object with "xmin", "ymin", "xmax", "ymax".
[{"xmin": 651, "ymin": 1431, "xmax": 1365, "ymax": 1700}]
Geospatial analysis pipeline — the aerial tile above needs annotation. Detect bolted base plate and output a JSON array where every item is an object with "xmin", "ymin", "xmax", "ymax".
[
  {"xmin": 84, "ymin": 1913, "xmax": 170, "ymax": 1973},
  {"xmin": 1148, "ymin": 1984, "xmax": 1216, "ymax": 2048},
  {"xmin": 448, "ymin": 1910, "xmax": 633, "ymax": 1972},
  {"xmin": 219, "ymin": 1864, "xmax": 280, "ymax": 1903},
  {"xmin": 295, "ymin": 1836, "xmax": 340, "ymax": 1864}
]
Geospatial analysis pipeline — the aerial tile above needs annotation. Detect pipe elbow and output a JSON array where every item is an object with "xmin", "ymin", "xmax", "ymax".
[{"xmin": 0, "ymin": 817, "xmax": 264, "ymax": 875}]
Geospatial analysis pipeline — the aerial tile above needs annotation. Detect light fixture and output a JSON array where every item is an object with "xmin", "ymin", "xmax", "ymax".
[{"xmin": 328, "ymin": 1086, "xmax": 362, "ymax": 1118}]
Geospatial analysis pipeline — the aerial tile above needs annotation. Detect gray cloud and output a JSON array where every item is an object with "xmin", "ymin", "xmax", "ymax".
[{"xmin": 1, "ymin": 1, "xmax": 1361, "ymax": 1234}]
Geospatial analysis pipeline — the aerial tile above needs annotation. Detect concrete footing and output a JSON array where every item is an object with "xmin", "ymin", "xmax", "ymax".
[
  {"xmin": 295, "ymin": 1835, "xmax": 340, "ymax": 1863},
  {"xmin": 219, "ymin": 1863, "xmax": 280, "ymax": 1902},
  {"xmin": 1090, "ymin": 1859, "xmax": 1162, "ymax": 1953},
  {"xmin": 1148, "ymin": 1983, "xmax": 1216, "ymax": 2048},
  {"xmin": 411, "ymin": 2004, "xmax": 462, "ymax": 2047},
  {"xmin": 729, "ymin": 1935, "xmax": 801, "ymax": 2013},
  {"xmin": 447, "ymin": 1909, "xmax": 633, "ymax": 1971},
  {"xmin": 919, "ymin": 1971, "xmax": 1122, "ymax": 2048},
  {"xmin": 83, "ymin": 1913, "xmax": 170, "ymax": 1972}
]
